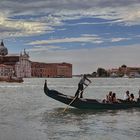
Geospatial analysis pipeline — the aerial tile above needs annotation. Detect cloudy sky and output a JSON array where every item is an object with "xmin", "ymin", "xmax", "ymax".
[{"xmin": 1, "ymin": 0, "xmax": 140, "ymax": 74}]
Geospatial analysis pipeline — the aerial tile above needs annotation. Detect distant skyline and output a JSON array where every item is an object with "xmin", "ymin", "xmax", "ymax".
[{"xmin": 1, "ymin": 0, "xmax": 140, "ymax": 74}]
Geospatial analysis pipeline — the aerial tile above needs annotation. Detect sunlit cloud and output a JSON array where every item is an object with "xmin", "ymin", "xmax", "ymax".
[
  {"xmin": 0, "ymin": 0, "xmax": 140, "ymax": 39},
  {"xmin": 27, "ymin": 36, "xmax": 132, "ymax": 46},
  {"xmin": 27, "ymin": 45, "xmax": 66, "ymax": 52},
  {"xmin": 28, "ymin": 36, "xmax": 103, "ymax": 45},
  {"xmin": 111, "ymin": 37, "xmax": 130, "ymax": 42},
  {"xmin": 0, "ymin": 14, "xmax": 53, "ymax": 38}
]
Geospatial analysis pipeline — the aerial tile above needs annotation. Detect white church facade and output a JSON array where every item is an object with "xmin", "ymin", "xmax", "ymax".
[{"xmin": 15, "ymin": 50, "xmax": 31, "ymax": 78}]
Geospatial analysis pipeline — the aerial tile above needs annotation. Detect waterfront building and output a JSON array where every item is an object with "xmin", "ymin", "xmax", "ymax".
[
  {"xmin": 108, "ymin": 65, "xmax": 140, "ymax": 78},
  {"xmin": 118, "ymin": 65, "xmax": 140, "ymax": 77},
  {"xmin": 31, "ymin": 62, "xmax": 72, "ymax": 78},
  {"xmin": 0, "ymin": 64, "xmax": 14, "ymax": 77},
  {"xmin": 108, "ymin": 68, "xmax": 119, "ymax": 77},
  {"xmin": 15, "ymin": 50, "xmax": 31, "ymax": 78},
  {"xmin": 0, "ymin": 41, "xmax": 31, "ymax": 78},
  {"xmin": 126, "ymin": 67, "xmax": 140, "ymax": 78},
  {"xmin": 0, "ymin": 41, "xmax": 72, "ymax": 78}
]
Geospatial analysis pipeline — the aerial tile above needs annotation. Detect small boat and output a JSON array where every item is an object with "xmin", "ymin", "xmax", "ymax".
[
  {"xmin": 44, "ymin": 81, "xmax": 140, "ymax": 110},
  {"xmin": 0, "ymin": 76, "xmax": 23, "ymax": 83},
  {"xmin": 6, "ymin": 77, "xmax": 23, "ymax": 83}
]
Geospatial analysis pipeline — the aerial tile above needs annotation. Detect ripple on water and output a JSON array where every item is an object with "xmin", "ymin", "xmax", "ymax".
[{"xmin": 0, "ymin": 78, "xmax": 140, "ymax": 140}]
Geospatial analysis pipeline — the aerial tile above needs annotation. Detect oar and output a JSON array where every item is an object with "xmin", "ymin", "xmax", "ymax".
[{"xmin": 62, "ymin": 82, "xmax": 91, "ymax": 112}]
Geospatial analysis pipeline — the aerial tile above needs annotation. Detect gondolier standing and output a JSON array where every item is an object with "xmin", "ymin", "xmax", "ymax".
[{"xmin": 75, "ymin": 74, "xmax": 91, "ymax": 98}]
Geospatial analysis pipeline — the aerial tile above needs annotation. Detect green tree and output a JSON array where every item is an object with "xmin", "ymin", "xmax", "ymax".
[
  {"xmin": 97, "ymin": 68, "xmax": 108, "ymax": 77},
  {"xmin": 91, "ymin": 72, "xmax": 97, "ymax": 77},
  {"xmin": 121, "ymin": 64, "xmax": 127, "ymax": 68}
]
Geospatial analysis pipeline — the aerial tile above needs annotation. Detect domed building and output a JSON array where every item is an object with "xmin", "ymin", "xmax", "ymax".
[
  {"xmin": 0, "ymin": 40, "xmax": 8, "ymax": 56},
  {"xmin": 0, "ymin": 41, "xmax": 72, "ymax": 78},
  {"xmin": 0, "ymin": 41, "xmax": 31, "ymax": 78}
]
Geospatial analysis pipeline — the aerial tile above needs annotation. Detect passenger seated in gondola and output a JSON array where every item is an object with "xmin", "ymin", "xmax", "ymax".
[
  {"xmin": 102, "ymin": 91, "xmax": 112, "ymax": 103},
  {"xmin": 130, "ymin": 93, "xmax": 135, "ymax": 102},
  {"xmin": 138, "ymin": 89, "xmax": 140, "ymax": 98},
  {"xmin": 103, "ymin": 92, "xmax": 120, "ymax": 103},
  {"xmin": 137, "ymin": 90, "xmax": 140, "ymax": 102},
  {"xmin": 106, "ymin": 91, "xmax": 112, "ymax": 103},
  {"xmin": 124, "ymin": 91, "xmax": 130, "ymax": 101},
  {"xmin": 112, "ymin": 93, "xmax": 118, "ymax": 103}
]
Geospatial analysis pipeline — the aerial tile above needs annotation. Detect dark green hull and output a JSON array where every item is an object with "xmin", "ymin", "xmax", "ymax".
[{"xmin": 44, "ymin": 81, "xmax": 140, "ymax": 109}]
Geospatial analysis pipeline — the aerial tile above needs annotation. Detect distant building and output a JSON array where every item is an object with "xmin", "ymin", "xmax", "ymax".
[
  {"xmin": 108, "ymin": 65, "xmax": 140, "ymax": 78},
  {"xmin": 31, "ymin": 62, "xmax": 72, "ymax": 78},
  {"xmin": 15, "ymin": 50, "xmax": 31, "ymax": 78},
  {"xmin": 0, "ymin": 64, "xmax": 14, "ymax": 77},
  {"xmin": 0, "ymin": 41, "xmax": 72, "ymax": 78},
  {"xmin": 108, "ymin": 68, "xmax": 118, "ymax": 77},
  {"xmin": 126, "ymin": 67, "xmax": 140, "ymax": 78},
  {"xmin": 0, "ymin": 41, "xmax": 31, "ymax": 78}
]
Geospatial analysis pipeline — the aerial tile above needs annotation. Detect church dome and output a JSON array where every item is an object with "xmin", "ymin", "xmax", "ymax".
[{"xmin": 0, "ymin": 41, "xmax": 8, "ymax": 56}]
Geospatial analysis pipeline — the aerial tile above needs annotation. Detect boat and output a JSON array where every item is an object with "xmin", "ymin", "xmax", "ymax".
[
  {"xmin": 44, "ymin": 80, "xmax": 140, "ymax": 110},
  {"xmin": 123, "ymin": 74, "xmax": 129, "ymax": 78},
  {"xmin": 0, "ymin": 76, "xmax": 23, "ymax": 83},
  {"xmin": 6, "ymin": 77, "xmax": 23, "ymax": 83}
]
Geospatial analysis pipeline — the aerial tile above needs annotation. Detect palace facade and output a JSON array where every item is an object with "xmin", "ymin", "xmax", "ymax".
[
  {"xmin": 0, "ymin": 41, "xmax": 72, "ymax": 78},
  {"xmin": 31, "ymin": 62, "xmax": 72, "ymax": 78}
]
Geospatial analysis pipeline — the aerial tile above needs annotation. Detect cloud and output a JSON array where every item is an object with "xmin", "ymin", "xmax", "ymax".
[
  {"xmin": 27, "ymin": 45, "xmax": 66, "ymax": 52},
  {"xmin": 110, "ymin": 37, "xmax": 130, "ymax": 42},
  {"xmin": 29, "ymin": 44, "xmax": 140, "ymax": 74},
  {"xmin": 0, "ymin": 0, "xmax": 140, "ymax": 39},
  {"xmin": 28, "ymin": 35, "xmax": 103, "ymax": 45},
  {"xmin": 27, "ymin": 36, "xmax": 132, "ymax": 47},
  {"xmin": 1, "ymin": 0, "xmax": 139, "ymax": 10},
  {"xmin": 0, "ymin": 14, "xmax": 53, "ymax": 38}
]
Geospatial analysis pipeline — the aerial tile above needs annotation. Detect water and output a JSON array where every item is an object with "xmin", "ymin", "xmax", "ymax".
[{"xmin": 0, "ymin": 78, "xmax": 140, "ymax": 140}]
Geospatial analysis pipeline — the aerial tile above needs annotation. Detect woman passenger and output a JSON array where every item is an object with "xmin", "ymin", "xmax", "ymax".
[
  {"xmin": 130, "ymin": 93, "xmax": 135, "ymax": 101},
  {"xmin": 106, "ymin": 91, "xmax": 112, "ymax": 103},
  {"xmin": 112, "ymin": 93, "xmax": 117, "ymax": 103},
  {"xmin": 124, "ymin": 90, "xmax": 130, "ymax": 101}
]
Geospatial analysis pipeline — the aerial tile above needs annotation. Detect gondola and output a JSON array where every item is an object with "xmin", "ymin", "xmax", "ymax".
[{"xmin": 44, "ymin": 80, "xmax": 140, "ymax": 110}]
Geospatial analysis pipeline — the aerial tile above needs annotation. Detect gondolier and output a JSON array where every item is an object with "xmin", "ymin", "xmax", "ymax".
[{"xmin": 75, "ymin": 74, "xmax": 91, "ymax": 98}]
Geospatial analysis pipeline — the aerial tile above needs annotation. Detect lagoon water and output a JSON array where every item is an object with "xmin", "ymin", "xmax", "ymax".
[{"xmin": 0, "ymin": 78, "xmax": 140, "ymax": 140}]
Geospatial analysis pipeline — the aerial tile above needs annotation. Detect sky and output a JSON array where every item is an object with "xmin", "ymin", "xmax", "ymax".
[{"xmin": 1, "ymin": 0, "xmax": 140, "ymax": 74}]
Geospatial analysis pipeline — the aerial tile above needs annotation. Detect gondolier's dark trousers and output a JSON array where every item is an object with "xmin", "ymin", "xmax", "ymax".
[{"xmin": 75, "ymin": 83, "xmax": 84, "ymax": 98}]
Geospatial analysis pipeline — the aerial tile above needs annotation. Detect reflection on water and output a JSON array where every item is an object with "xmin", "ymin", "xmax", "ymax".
[
  {"xmin": 41, "ymin": 107, "xmax": 140, "ymax": 140},
  {"xmin": 0, "ymin": 78, "xmax": 140, "ymax": 140}
]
